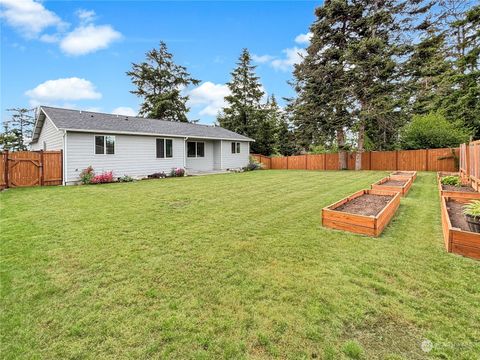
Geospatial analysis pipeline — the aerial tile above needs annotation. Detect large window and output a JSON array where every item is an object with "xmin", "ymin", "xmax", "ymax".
[
  {"xmin": 156, "ymin": 138, "xmax": 173, "ymax": 158},
  {"xmin": 95, "ymin": 135, "xmax": 115, "ymax": 155},
  {"xmin": 187, "ymin": 141, "xmax": 205, "ymax": 158},
  {"xmin": 231, "ymin": 142, "xmax": 241, "ymax": 154}
]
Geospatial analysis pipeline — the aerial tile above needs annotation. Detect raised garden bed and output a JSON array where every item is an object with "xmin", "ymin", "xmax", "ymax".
[
  {"xmin": 436, "ymin": 172, "xmax": 480, "ymax": 199},
  {"xmin": 371, "ymin": 176, "xmax": 413, "ymax": 197},
  {"xmin": 390, "ymin": 171, "xmax": 417, "ymax": 181},
  {"xmin": 440, "ymin": 195, "xmax": 480, "ymax": 260},
  {"xmin": 322, "ymin": 189, "xmax": 401, "ymax": 237}
]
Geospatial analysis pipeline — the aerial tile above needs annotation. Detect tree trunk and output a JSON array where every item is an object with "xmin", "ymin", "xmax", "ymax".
[
  {"xmin": 337, "ymin": 128, "xmax": 347, "ymax": 170},
  {"xmin": 355, "ymin": 122, "xmax": 365, "ymax": 170}
]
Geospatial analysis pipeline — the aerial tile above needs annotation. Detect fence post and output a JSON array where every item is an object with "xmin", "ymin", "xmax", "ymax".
[
  {"xmin": 40, "ymin": 150, "xmax": 44, "ymax": 186},
  {"xmin": 287, "ymin": 156, "xmax": 289, "ymax": 170},
  {"xmin": 323, "ymin": 153, "xmax": 327, "ymax": 170},
  {"xmin": 305, "ymin": 154, "xmax": 308, "ymax": 170},
  {"xmin": 4, "ymin": 150, "xmax": 9, "ymax": 189},
  {"xmin": 395, "ymin": 150, "xmax": 399, "ymax": 170},
  {"xmin": 425, "ymin": 149, "xmax": 429, "ymax": 171},
  {"xmin": 368, "ymin": 152, "xmax": 372, "ymax": 170}
]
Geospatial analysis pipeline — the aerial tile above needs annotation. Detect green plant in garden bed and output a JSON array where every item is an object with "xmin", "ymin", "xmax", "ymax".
[
  {"xmin": 1, "ymin": 171, "xmax": 479, "ymax": 359},
  {"xmin": 463, "ymin": 200, "xmax": 480, "ymax": 233},
  {"xmin": 441, "ymin": 175, "xmax": 461, "ymax": 186}
]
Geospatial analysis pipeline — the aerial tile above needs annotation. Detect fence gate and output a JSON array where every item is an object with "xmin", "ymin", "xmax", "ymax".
[{"xmin": 1, "ymin": 150, "xmax": 63, "ymax": 189}]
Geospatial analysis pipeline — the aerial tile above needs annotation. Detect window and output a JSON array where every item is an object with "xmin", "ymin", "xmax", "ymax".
[
  {"xmin": 187, "ymin": 141, "xmax": 205, "ymax": 158},
  {"xmin": 231, "ymin": 142, "xmax": 241, "ymax": 154},
  {"xmin": 156, "ymin": 138, "xmax": 173, "ymax": 158},
  {"xmin": 95, "ymin": 135, "xmax": 115, "ymax": 155}
]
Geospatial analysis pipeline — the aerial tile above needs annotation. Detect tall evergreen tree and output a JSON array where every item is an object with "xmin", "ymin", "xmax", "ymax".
[
  {"xmin": 127, "ymin": 41, "xmax": 200, "ymax": 122},
  {"xmin": 1, "ymin": 108, "xmax": 35, "ymax": 150},
  {"xmin": 442, "ymin": 4, "xmax": 480, "ymax": 137},
  {"xmin": 218, "ymin": 49, "xmax": 266, "ymax": 152},
  {"xmin": 289, "ymin": 0, "xmax": 359, "ymax": 168}
]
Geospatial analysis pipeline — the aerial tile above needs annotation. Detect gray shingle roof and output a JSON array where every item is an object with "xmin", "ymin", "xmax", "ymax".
[{"xmin": 37, "ymin": 106, "xmax": 254, "ymax": 142}]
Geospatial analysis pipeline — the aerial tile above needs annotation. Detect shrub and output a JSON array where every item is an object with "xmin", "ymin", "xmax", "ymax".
[
  {"xmin": 79, "ymin": 166, "xmax": 94, "ymax": 184},
  {"xmin": 400, "ymin": 112, "xmax": 470, "ymax": 150},
  {"xmin": 118, "ymin": 175, "xmax": 134, "ymax": 182},
  {"xmin": 90, "ymin": 171, "xmax": 114, "ymax": 184},
  {"xmin": 243, "ymin": 158, "xmax": 263, "ymax": 171},
  {"xmin": 463, "ymin": 200, "xmax": 480, "ymax": 218},
  {"xmin": 170, "ymin": 168, "xmax": 185, "ymax": 177},
  {"xmin": 148, "ymin": 172, "xmax": 167, "ymax": 179},
  {"xmin": 441, "ymin": 175, "xmax": 460, "ymax": 186}
]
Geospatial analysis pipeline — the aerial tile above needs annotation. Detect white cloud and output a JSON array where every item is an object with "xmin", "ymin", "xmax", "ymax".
[
  {"xmin": 60, "ymin": 24, "xmax": 122, "ymax": 56},
  {"xmin": 112, "ymin": 107, "xmax": 137, "ymax": 117},
  {"xmin": 188, "ymin": 82, "xmax": 230, "ymax": 117},
  {"xmin": 252, "ymin": 54, "xmax": 274, "ymax": 64},
  {"xmin": 295, "ymin": 32, "xmax": 313, "ymax": 45},
  {"xmin": 25, "ymin": 77, "xmax": 102, "ymax": 106},
  {"xmin": 270, "ymin": 47, "xmax": 306, "ymax": 71},
  {"xmin": 39, "ymin": 33, "xmax": 60, "ymax": 43},
  {"xmin": 76, "ymin": 9, "xmax": 95, "ymax": 23},
  {"xmin": 0, "ymin": 0, "xmax": 65, "ymax": 37}
]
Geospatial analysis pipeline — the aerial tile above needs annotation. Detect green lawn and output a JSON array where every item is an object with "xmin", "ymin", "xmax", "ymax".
[{"xmin": 1, "ymin": 171, "xmax": 479, "ymax": 359}]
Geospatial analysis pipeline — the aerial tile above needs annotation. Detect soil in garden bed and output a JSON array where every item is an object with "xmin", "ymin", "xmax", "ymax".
[
  {"xmin": 379, "ymin": 179, "xmax": 408, "ymax": 187},
  {"xmin": 391, "ymin": 171, "xmax": 415, "ymax": 176},
  {"xmin": 335, "ymin": 194, "xmax": 393, "ymax": 217},
  {"xmin": 442, "ymin": 185, "xmax": 477, "ymax": 193},
  {"xmin": 446, "ymin": 200, "xmax": 470, "ymax": 231}
]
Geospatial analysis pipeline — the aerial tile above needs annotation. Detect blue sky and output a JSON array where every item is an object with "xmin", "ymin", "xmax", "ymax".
[{"xmin": 1, "ymin": 1, "xmax": 319, "ymax": 124}]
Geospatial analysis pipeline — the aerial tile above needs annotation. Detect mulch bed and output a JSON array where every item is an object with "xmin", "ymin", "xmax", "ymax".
[
  {"xmin": 335, "ymin": 194, "xmax": 393, "ymax": 217},
  {"xmin": 442, "ymin": 185, "xmax": 477, "ymax": 193},
  {"xmin": 379, "ymin": 179, "xmax": 408, "ymax": 187},
  {"xmin": 446, "ymin": 200, "xmax": 470, "ymax": 231}
]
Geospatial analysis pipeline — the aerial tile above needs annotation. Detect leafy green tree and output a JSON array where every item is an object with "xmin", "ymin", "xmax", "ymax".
[
  {"xmin": 127, "ymin": 41, "xmax": 200, "ymax": 122},
  {"xmin": 218, "ymin": 49, "xmax": 267, "ymax": 152},
  {"xmin": 400, "ymin": 112, "xmax": 470, "ymax": 149}
]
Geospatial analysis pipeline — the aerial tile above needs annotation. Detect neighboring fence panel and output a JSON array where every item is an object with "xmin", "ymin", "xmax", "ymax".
[
  {"xmin": 398, "ymin": 149, "xmax": 427, "ymax": 171},
  {"xmin": 0, "ymin": 150, "xmax": 62, "ymax": 189},
  {"xmin": 252, "ymin": 147, "xmax": 459, "ymax": 172},
  {"xmin": 370, "ymin": 151, "xmax": 397, "ymax": 170},
  {"xmin": 461, "ymin": 141, "xmax": 480, "ymax": 191},
  {"xmin": 307, "ymin": 154, "xmax": 324, "ymax": 170}
]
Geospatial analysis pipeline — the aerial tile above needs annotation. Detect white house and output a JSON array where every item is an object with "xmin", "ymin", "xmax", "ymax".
[{"xmin": 30, "ymin": 106, "xmax": 253, "ymax": 184}]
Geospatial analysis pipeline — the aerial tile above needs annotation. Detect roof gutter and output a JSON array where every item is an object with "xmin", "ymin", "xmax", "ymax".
[{"xmin": 57, "ymin": 128, "xmax": 254, "ymax": 142}]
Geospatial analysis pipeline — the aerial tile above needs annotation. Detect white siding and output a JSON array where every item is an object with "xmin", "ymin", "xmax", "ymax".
[
  {"xmin": 213, "ymin": 141, "xmax": 221, "ymax": 170},
  {"xmin": 65, "ymin": 132, "xmax": 185, "ymax": 183},
  {"xmin": 185, "ymin": 139, "xmax": 214, "ymax": 171},
  {"xmin": 221, "ymin": 141, "xmax": 250, "ymax": 169},
  {"xmin": 31, "ymin": 117, "xmax": 63, "ymax": 151}
]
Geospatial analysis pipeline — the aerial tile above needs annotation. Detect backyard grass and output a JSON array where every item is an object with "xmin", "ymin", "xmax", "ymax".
[{"xmin": 1, "ymin": 170, "xmax": 479, "ymax": 359}]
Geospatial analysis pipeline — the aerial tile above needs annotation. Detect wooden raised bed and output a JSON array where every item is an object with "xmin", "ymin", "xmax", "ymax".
[
  {"xmin": 437, "ymin": 172, "xmax": 480, "ymax": 199},
  {"xmin": 390, "ymin": 171, "xmax": 417, "ymax": 181},
  {"xmin": 322, "ymin": 189, "xmax": 401, "ymax": 237},
  {"xmin": 371, "ymin": 176, "xmax": 413, "ymax": 197},
  {"xmin": 440, "ymin": 195, "xmax": 480, "ymax": 260}
]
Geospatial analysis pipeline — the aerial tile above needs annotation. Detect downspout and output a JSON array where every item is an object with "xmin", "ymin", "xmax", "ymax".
[
  {"xmin": 184, "ymin": 137, "xmax": 188, "ymax": 171},
  {"xmin": 220, "ymin": 140, "xmax": 223, "ymax": 170},
  {"xmin": 63, "ymin": 130, "xmax": 67, "ymax": 186}
]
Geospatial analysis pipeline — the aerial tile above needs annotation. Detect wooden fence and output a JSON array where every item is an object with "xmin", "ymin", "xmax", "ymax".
[
  {"xmin": 460, "ymin": 140, "xmax": 480, "ymax": 191},
  {"xmin": 252, "ymin": 147, "xmax": 459, "ymax": 172},
  {"xmin": 0, "ymin": 150, "xmax": 63, "ymax": 189}
]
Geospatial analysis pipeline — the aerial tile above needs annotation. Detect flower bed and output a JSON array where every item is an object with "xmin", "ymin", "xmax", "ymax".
[
  {"xmin": 322, "ymin": 189, "xmax": 401, "ymax": 237},
  {"xmin": 440, "ymin": 194, "xmax": 480, "ymax": 260},
  {"xmin": 371, "ymin": 176, "xmax": 413, "ymax": 197},
  {"xmin": 390, "ymin": 171, "xmax": 417, "ymax": 181},
  {"xmin": 436, "ymin": 173, "xmax": 480, "ymax": 200}
]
